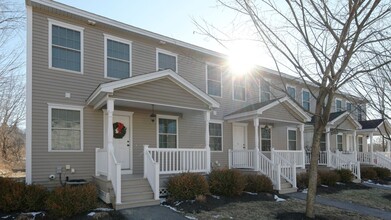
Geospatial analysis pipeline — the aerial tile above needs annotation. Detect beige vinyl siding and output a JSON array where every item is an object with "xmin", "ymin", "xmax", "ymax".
[
  {"xmin": 271, "ymin": 126, "xmax": 288, "ymax": 150},
  {"xmin": 112, "ymin": 78, "xmax": 209, "ymax": 110},
  {"xmin": 332, "ymin": 117, "xmax": 357, "ymax": 130},
  {"xmin": 262, "ymin": 104, "xmax": 302, "ymax": 122}
]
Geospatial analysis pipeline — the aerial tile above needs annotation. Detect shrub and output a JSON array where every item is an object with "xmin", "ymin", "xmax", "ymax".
[
  {"xmin": 244, "ymin": 174, "xmax": 273, "ymax": 193},
  {"xmin": 209, "ymin": 169, "xmax": 245, "ymax": 197},
  {"xmin": 336, "ymin": 169, "xmax": 354, "ymax": 183},
  {"xmin": 296, "ymin": 172, "xmax": 320, "ymax": 189},
  {"xmin": 46, "ymin": 183, "xmax": 97, "ymax": 218},
  {"xmin": 372, "ymin": 167, "xmax": 391, "ymax": 180},
  {"xmin": 361, "ymin": 167, "xmax": 378, "ymax": 180},
  {"xmin": 0, "ymin": 177, "xmax": 26, "ymax": 212},
  {"xmin": 23, "ymin": 184, "xmax": 49, "ymax": 212},
  {"xmin": 318, "ymin": 170, "xmax": 340, "ymax": 186},
  {"xmin": 167, "ymin": 173, "xmax": 209, "ymax": 200}
]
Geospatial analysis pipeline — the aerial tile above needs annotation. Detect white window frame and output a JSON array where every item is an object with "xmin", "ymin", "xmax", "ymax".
[
  {"xmin": 287, "ymin": 85, "xmax": 296, "ymax": 100},
  {"xmin": 156, "ymin": 48, "xmax": 178, "ymax": 72},
  {"xmin": 260, "ymin": 125, "xmax": 273, "ymax": 151},
  {"xmin": 346, "ymin": 101, "xmax": 352, "ymax": 112},
  {"xmin": 209, "ymin": 119, "xmax": 224, "ymax": 152},
  {"xmin": 302, "ymin": 88, "xmax": 311, "ymax": 111},
  {"xmin": 156, "ymin": 114, "xmax": 179, "ymax": 148},
  {"xmin": 287, "ymin": 128, "xmax": 297, "ymax": 150},
  {"xmin": 357, "ymin": 135, "xmax": 363, "ymax": 152},
  {"xmin": 104, "ymin": 34, "xmax": 132, "ymax": 79},
  {"xmin": 206, "ymin": 63, "xmax": 222, "ymax": 98},
  {"xmin": 232, "ymin": 75, "xmax": 246, "ymax": 101},
  {"xmin": 357, "ymin": 105, "xmax": 364, "ymax": 121},
  {"xmin": 335, "ymin": 98, "xmax": 343, "ymax": 112},
  {"xmin": 336, "ymin": 133, "xmax": 343, "ymax": 151},
  {"xmin": 259, "ymin": 78, "xmax": 271, "ymax": 102},
  {"xmin": 48, "ymin": 103, "xmax": 84, "ymax": 152},
  {"xmin": 48, "ymin": 18, "xmax": 84, "ymax": 74}
]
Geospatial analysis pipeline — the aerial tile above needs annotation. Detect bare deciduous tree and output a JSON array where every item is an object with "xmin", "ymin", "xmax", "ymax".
[{"xmin": 197, "ymin": 0, "xmax": 391, "ymax": 218}]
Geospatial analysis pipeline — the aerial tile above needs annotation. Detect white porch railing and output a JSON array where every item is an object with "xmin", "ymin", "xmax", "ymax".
[
  {"xmin": 341, "ymin": 151, "xmax": 357, "ymax": 162},
  {"xmin": 305, "ymin": 151, "xmax": 328, "ymax": 166},
  {"xmin": 376, "ymin": 151, "xmax": 391, "ymax": 158},
  {"xmin": 357, "ymin": 152, "xmax": 372, "ymax": 164},
  {"xmin": 144, "ymin": 146, "xmax": 159, "ymax": 200},
  {"xmin": 273, "ymin": 149, "xmax": 304, "ymax": 168},
  {"xmin": 228, "ymin": 149, "xmax": 254, "ymax": 169},
  {"xmin": 272, "ymin": 152, "xmax": 297, "ymax": 188},
  {"xmin": 146, "ymin": 147, "xmax": 210, "ymax": 174},
  {"xmin": 109, "ymin": 150, "xmax": 121, "ymax": 204},
  {"xmin": 330, "ymin": 151, "xmax": 361, "ymax": 180},
  {"xmin": 95, "ymin": 148, "xmax": 108, "ymax": 176},
  {"xmin": 374, "ymin": 152, "xmax": 391, "ymax": 170},
  {"xmin": 256, "ymin": 151, "xmax": 281, "ymax": 190}
]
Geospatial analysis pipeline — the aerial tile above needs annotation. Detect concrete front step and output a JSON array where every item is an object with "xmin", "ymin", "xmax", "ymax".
[
  {"xmin": 279, "ymin": 187, "xmax": 298, "ymax": 194},
  {"xmin": 113, "ymin": 199, "xmax": 160, "ymax": 210},
  {"xmin": 121, "ymin": 191, "xmax": 154, "ymax": 202}
]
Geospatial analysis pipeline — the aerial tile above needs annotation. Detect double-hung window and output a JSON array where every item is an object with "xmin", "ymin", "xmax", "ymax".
[
  {"xmin": 158, "ymin": 116, "xmax": 178, "ymax": 148},
  {"xmin": 104, "ymin": 35, "xmax": 132, "ymax": 79},
  {"xmin": 337, "ymin": 134, "xmax": 343, "ymax": 151},
  {"xmin": 49, "ymin": 19, "xmax": 84, "ymax": 73},
  {"xmin": 358, "ymin": 136, "xmax": 363, "ymax": 152},
  {"xmin": 287, "ymin": 86, "xmax": 296, "ymax": 100},
  {"xmin": 346, "ymin": 102, "xmax": 352, "ymax": 112},
  {"xmin": 288, "ymin": 129, "xmax": 297, "ymax": 150},
  {"xmin": 207, "ymin": 64, "xmax": 222, "ymax": 97},
  {"xmin": 157, "ymin": 49, "xmax": 177, "ymax": 72},
  {"xmin": 209, "ymin": 122, "xmax": 223, "ymax": 151},
  {"xmin": 357, "ymin": 105, "xmax": 363, "ymax": 121},
  {"xmin": 335, "ymin": 99, "xmax": 343, "ymax": 112},
  {"xmin": 49, "ymin": 104, "xmax": 83, "ymax": 152},
  {"xmin": 302, "ymin": 90, "xmax": 310, "ymax": 111},
  {"xmin": 233, "ymin": 76, "xmax": 246, "ymax": 101},
  {"xmin": 320, "ymin": 133, "xmax": 326, "ymax": 151},
  {"xmin": 260, "ymin": 79, "xmax": 271, "ymax": 102},
  {"xmin": 261, "ymin": 127, "xmax": 272, "ymax": 151}
]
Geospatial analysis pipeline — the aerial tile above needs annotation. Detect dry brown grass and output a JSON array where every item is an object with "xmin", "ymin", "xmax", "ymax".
[
  {"xmin": 185, "ymin": 198, "xmax": 380, "ymax": 220},
  {"xmin": 321, "ymin": 188, "xmax": 391, "ymax": 212}
]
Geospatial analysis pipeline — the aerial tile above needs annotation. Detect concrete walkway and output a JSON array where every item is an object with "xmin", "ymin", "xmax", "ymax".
[
  {"xmin": 287, "ymin": 192, "xmax": 391, "ymax": 219},
  {"xmin": 120, "ymin": 205, "xmax": 187, "ymax": 220},
  {"xmin": 362, "ymin": 182, "xmax": 391, "ymax": 190}
]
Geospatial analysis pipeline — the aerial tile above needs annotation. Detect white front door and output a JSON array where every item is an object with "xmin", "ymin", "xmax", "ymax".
[
  {"xmin": 112, "ymin": 113, "xmax": 132, "ymax": 174},
  {"xmin": 233, "ymin": 124, "xmax": 247, "ymax": 150}
]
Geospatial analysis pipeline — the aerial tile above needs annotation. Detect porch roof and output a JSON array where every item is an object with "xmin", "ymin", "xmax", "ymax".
[
  {"xmin": 309, "ymin": 111, "xmax": 361, "ymax": 130},
  {"xmin": 86, "ymin": 69, "xmax": 220, "ymax": 110},
  {"xmin": 224, "ymin": 96, "xmax": 311, "ymax": 122},
  {"xmin": 358, "ymin": 119, "xmax": 391, "ymax": 134},
  {"xmin": 359, "ymin": 119, "xmax": 384, "ymax": 129}
]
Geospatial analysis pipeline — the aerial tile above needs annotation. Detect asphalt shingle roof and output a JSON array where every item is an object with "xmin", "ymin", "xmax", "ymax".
[
  {"xmin": 309, "ymin": 111, "xmax": 347, "ymax": 124},
  {"xmin": 225, "ymin": 97, "xmax": 284, "ymax": 117},
  {"xmin": 359, "ymin": 119, "xmax": 384, "ymax": 129}
]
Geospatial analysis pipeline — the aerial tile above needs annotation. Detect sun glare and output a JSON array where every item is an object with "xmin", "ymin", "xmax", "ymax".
[{"xmin": 227, "ymin": 41, "xmax": 262, "ymax": 76}]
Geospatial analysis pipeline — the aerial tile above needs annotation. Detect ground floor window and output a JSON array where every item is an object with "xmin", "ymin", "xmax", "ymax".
[
  {"xmin": 158, "ymin": 116, "xmax": 177, "ymax": 148},
  {"xmin": 288, "ymin": 129, "xmax": 297, "ymax": 150},
  {"xmin": 358, "ymin": 136, "xmax": 363, "ymax": 152},
  {"xmin": 209, "ymin": 122, "xmax": 222, "ymax": 151},
  {"xmin": 320, "ymin": 133, "xmax": 326, "ymax": 151},
  {"xmin": 49, "ymin": 104, "xmax": 83, "ymax": 152},
  {"xmin": 337, "ymin": 134, "xmax": 343, "ymax": 151},
  {"xmin": 261, "ymin": 127, "xmax": 271, "ymax": 151}
]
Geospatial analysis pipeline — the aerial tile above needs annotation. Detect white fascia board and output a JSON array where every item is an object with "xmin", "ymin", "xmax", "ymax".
[
  {"xmin": 224, "ymin": 111, "xmax": 258, "ymax": 121},
  {"xmin": 328, "ymin": 111, "xmax": 349, "ymax": 125}
]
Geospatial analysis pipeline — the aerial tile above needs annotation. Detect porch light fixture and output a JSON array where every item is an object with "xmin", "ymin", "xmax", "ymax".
[{"xmin": 150, "ymin": 104, "xmax": 156, "ymax": 122}]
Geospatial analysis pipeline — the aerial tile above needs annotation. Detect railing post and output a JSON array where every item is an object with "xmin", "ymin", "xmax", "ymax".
[
  {"xmin": 292, "ymin": 162, "xmax": 297, "ymax": 188},
  {"xmin": 254, "ymin": 147, "xmax": 259, "ymax": 171},
  {"xmin": 271, "ymin": 148, "xmax": 275, "ymax": 164},
  {"xmin": 276, "ymin": 163, "xmax": 281, "ymax": 190},
  {"xmin": 95, "ymin": 148, "xmax": 99, "ymax": 176},
  {"xmin": 357, "ymin": 162, "xmax": 361, "ymax": 180},
  {"xmin": 228, "ymin": 149, "xmax": 232, "ymax": 169},
  {"xmin": 154, "ymin": 163, "xmax": 160, "ymax": 200},
  {"xmin": 143, "ymin": 145, "xmax": 149, "ymax": 178},
  {"xmin": 116, "ymin": 164, "xmax": 121, "ymax": 204},
  {"xmin": 206, "ymin": 146, "xmax": 211, "ymax": 173}
]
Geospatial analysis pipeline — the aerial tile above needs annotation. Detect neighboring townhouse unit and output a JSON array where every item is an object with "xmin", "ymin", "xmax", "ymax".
[{"xmin": 26, "ymin": 0, "xmax": 391, "ymax": 209}]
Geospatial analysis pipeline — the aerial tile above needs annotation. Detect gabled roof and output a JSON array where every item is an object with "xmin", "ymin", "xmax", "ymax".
[
  {"xmin": 310, "ymin": 111, "xmax": 347, "ymax": 124},
  {"xmin": 86, "ymin": 69, "xmax": 220, "ymax": 109},
  {"xmin": 224, "ymin": 96, "xmax": 311, "ymax": 122},
  {"xmin": 309, "ymin": 111, "xmax": 361, "ymax": 129},
  {"xmin": 359, "ymin": 119, "xmax": 384, "ymax": 130}
]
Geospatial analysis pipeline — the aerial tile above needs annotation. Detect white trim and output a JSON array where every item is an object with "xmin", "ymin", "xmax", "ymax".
[
  {"xmin": 209, "ymin": 120, "xmax": 223, "ymax": 152},
  {"xmin": 156, "ymin": 114, "xmax": 179, "ymax": 148},
  {"xmin": 287, "ymin": 127, "xmax": 297, "ymax": 150},
  {"xmin": 205, "ymin": 63, "xmax": 222, "ymax": 98},
  {"xmin": 48, "ymin": 104, "xmax": 84, "ymax": 152},
  {"xmin": 286, "ymin": 84, "xmax": 296, "ymax": 100},
  {"xmin": 48, "ymin": 18, "xmax": 84, "ymax": 74},
  {"xmin": 232, "ymin": 122, "xmax": 248, "ymax": 150},
  {"xmin": 156, "ymin": 48, "xmax": 178, "ymax": 72},
  {"xmin": 25, "ymin": 5, "xmax": 33, "ymax": 184},
  {"xmin": 301, "ymin": 88, "xmax": 310, "ymax": 111},
  {"xmin": 232, "ymin": 75, "xmax": 246, "ymax": 102},
  {"xmin": 335, "ymin": 98, "xmax": 343, "ymax": 112},
  {"xmin": 259, "ymin": 78, "xmax": 271, "ymax": 102},
  {"xmin": 87, "ymin": 69, "xmax": 220, "ymax": 108},
  {"xmin": 103, "ymin": 34, "xmax": 132, "ymax": 79}
]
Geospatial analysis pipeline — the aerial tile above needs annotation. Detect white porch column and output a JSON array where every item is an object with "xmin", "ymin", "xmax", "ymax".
[
  {"xmin": 370, "ymin": 132, "xmax": 374, "ymax": 164},
  {"xmin": 353, "ymin": 130, "xmax": 357, "ymax": 161},
  {"xmin": 299, "ymin": 124, "xmax": 305, "ymax": 168},
  {"xmin": 387, "ymin": 140, "xmax": 391, "ymax": 153},
  {"xmin": 326, "ymin": 126, "xmax": 331, "ymax": 167},
  {"xmin": 205, "ymin": 111, "xmax": 211, "ymax": 172},
  {"xmin": 254, "ymin": 118, "xmax": 259, "ymax": 150},
  {"xmin": 107, "ymin": 99, "xmax": 114, "ymax": 180}
]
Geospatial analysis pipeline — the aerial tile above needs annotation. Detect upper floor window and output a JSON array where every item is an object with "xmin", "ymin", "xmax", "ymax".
[
  {"xmin": 207, "ymin": 64, "xmax": 222, "ymax": 97},
  {"xmin": 49, "ymin": 104, "xmax": 83, "ymax": 152},
  {"xmin": 260, "ymin": 78, "xmax": 271, "ymax": 102},
  {"xmin": 335, "ymin": 99, "xmax": 343, "ymax": 112},
  {"xmin": 287, "ymin": 86, "xmax": 296, "ymax": 99},
  {"xmin": 104, "ymin": 35, "xmax": 132, "ymax": 79},
  {"xmin": 233, "ymin": 76, "xmax": 246, "ymax": 101},
  {"xmin": 302, "ymin": 90, "xmax": 310, "ymax": 111},
  {"xmin": 209, "ymin": 122, "xmax": 223, "ymax": 151},
  {"xmin": 288, "ymin": 129, "xmax": 297, "ymax": 150},
  {"xmin": 346, "ymin": 102, "xmax": 352, "ymax": 112},
  {"xmin": 49, "ymin": 19, "xmax": 84, "ymax": 73},
  {"xmin": 157, "ymin": 49, "xmax": 177, "ymax": 72},
  {"xmin": 357, "ymin": 105, "xmax": 364, "ymax": 121}
]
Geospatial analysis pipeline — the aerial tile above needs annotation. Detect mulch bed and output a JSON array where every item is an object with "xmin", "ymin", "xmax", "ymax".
[
  {"xmin": 277, "ymin": 212, "xmax": 330, "ymax": 220},
  {"xmin": 383, "ymin": 194, "xmax": 391, "ymax": 201},
  {"xmin": 162, "ymin": 192, "xmax": 279, "ymax": 213},
  {"xmin": 312, "ymin": 182, "xmax": 370, "ymax": 194}
]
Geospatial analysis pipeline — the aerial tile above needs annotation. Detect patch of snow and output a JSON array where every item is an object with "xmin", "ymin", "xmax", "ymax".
[
  {"xmin": 160, "ymin": 198, "xmax": 166, "ymax": 204},
  {"xmin": 213, "ymin": 215, "xmax": 222, "ymax": 218},
  {"xmin": 174, "ymin": 201, "xmax": 183, "ymax": 206},
  {"xmin": 336, "ymin": 182, "xmax": 345, "ymax": 185},
  {"xmin": 321, "ymin": 184, "xmax": 329, "ymax": 187},
  {"xmin": 364, "ymin": 180, "xmax": 391, "ymax": 188},
  {"xmin": 244, "ymin": 191, "xmax": 258, "ymax": 195},
  {"xmin": 87, "ymin": 212, "xmax": 95, "ymax": 217},
  {"xmin": 1, "ymin": 215, "xmax": 10, "ymax": 219},
  {"xmin": 21, "ymin": 212, "xmax": 44, "ymax": 220},
  {"xmin": 185, "ymin": 216, "xmax": 198, "ymax": 220},
  {"xmin": 162, "ymin": 204, "xmax": 181, "ymax": 213},
  {"xmin": 274, "ymin": 195, "xmax": 286, "ymax": 202},
  {"xmin": 301, "ymin": 189, "xmax": 308, "ymax": 194},
  {"xmin": 94, "ymin": 208, "xmax": 114, "ymax": 212},
  {"xmin": 211, "ymin": 195, "xmax": 220, "ymax": 199}
]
